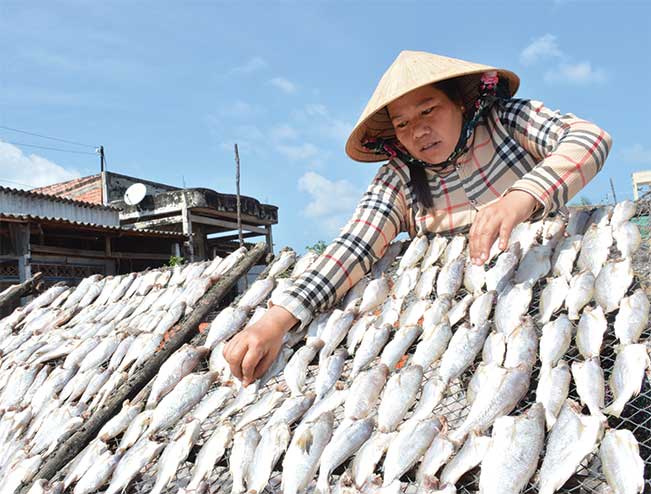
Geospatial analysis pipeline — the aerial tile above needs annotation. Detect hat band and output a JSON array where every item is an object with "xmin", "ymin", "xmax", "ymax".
[{"xmin": 362, "ymin": 71, "xmax": 511, "ymax": 169}]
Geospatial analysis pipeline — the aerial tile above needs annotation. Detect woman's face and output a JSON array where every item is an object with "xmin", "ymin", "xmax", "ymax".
[{"xmin": 387, "ymin": 85, "xmax": 463, "ymax": 164}]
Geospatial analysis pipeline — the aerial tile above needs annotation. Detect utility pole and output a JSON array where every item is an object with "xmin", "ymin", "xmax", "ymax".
[
  {"xmin": 609, "ymin": 177, "xmax": 617, "ymax": 204},
  {"xmin": 99, "ymin": 145, "xmax": 106, "ymax": 172},
  {"xmin": 234, "ymin": 144, "xmax": 244, "ymax": 248}
]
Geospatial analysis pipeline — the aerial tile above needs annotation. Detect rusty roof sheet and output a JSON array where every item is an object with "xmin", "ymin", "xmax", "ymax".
[{"xmin": 0, "ymin": 185, "xmax": 119, "ymax": 211}]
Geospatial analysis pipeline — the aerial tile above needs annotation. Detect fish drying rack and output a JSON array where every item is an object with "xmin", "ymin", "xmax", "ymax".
[{"xmin": 55, "ymin": 200, "xmax": 651, "ymax": 494}]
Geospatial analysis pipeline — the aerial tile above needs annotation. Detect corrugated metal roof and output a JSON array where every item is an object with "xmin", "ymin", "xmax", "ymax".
[
  {"xmin": 0, "ymin": 186, "xmax": 120, "ymax": 226},
  {"xmin": 0, "ymin": 213, "xmax": 187, "ymax": 239},
  {"xmin": 0, "ymin": 185, "xmax": 119, "ymax": 210}
]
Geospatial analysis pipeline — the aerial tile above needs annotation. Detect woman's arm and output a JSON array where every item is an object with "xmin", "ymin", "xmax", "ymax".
[
  {"xmin": 224, "ymin": 162, "xmax": 409, "ymax": 385},
  {"xmin": 498, "ymin": 98, "xmax": 612, "ymax": 214},
  {"xmin": 468, "ymin": 99, "xmax": 612, "ymax": 263}
]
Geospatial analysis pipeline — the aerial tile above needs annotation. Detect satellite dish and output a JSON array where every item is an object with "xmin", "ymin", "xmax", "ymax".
[{"xmin": 124, "ymin": 183, "xmax": 147, "ymax": 206}]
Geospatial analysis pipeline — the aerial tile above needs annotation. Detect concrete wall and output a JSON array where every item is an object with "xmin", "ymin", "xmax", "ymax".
[{"xmin": 104, "ymin": 172, "xmax": 179, "ymax": 204}]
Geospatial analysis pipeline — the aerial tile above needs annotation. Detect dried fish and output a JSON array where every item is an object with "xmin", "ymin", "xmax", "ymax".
[
  {"xmin": 536, "ymin": 360, "xmax": 571, "ymax": 430},
  {"xmin": 372, "ymin": 241, "xmax": 404, "ymax": 279},
  {"xmin": 282, "ymin": 411, "xmax": 335, "ymax": 494},
  {"xmin": 576, "ymin": 305, "xmax": 607, "ymax": 359},
  {"xmin": 604, "ymin": 344, "xmax": 651, "ymax": 417},
  {"xmin": 285, "ymin": 338, "xmax": 324, "ymax": 396},
  {"xmin": 565, "ymin": 270, "xmax": 595, "ymax": 320},
  {"xmin": 594, "ymin": 257, "xmax": 633, "ymax": 313},
  {"xmin": 397, "ymin": 234, "xmax": 429, "ymax": 274},
  {"xmin": 383, "ymin": 417, "xmax": 442, "ymax": 486},
  {"xmin": 478, "ymin": 404, "xmax": 545, "ymax": 494},
  {"xmin": 538, "ymin": 400, "xmax": 604, "ymax": 494},
  {"xmin": 600, "ymin": 429, "xmax": 645, "ymax": 494},
  {"xmin": 316, "ymin": 418, "xmax": 375, "ymax": 493},
  {"xmin": 614, "ymin": 289, "xmax": 650, "ymax": 344}
]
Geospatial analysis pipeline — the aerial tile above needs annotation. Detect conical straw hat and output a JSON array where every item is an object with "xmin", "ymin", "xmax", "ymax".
[{"xmin": 346, "ymin": 50, "xmax": 520, "ymax": 162}]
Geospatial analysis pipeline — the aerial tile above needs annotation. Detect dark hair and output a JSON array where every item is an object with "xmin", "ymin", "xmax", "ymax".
[{"xmin": 404, "ymin": 79, "xmax": 464, "ymax": 210}]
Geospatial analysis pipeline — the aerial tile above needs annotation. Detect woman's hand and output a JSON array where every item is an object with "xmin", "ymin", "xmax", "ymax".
[
  {"xmin": 222, "ymin": 304, "xmax": 299, "ymax": 387},
  {"xmin": 469, "ymin": 190, "xmax": 540, "ymax": 265}
]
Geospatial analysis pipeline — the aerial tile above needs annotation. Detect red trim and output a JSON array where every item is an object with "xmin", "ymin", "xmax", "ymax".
[
  {"xmin": 438, "ymin": 177, "xmax": 455, "ymax": 231},
  {"xmin": 458, "ymin": 133, "xmax": 491, "ymax": 165},
  {"xmin": 352, "ymin": 218, "xmax": 389, "ymax": 247},
  {"xmin": 472, "ymin": 152, "xmax": 501, "ymax": 198},
  {"xmin": 546, "ymin": 153, "xmax": 587, "ymax": 186},
  {"xmin": 323, "ymin": 254, "xmax": 354, "ymax": 289},
  {"xmin": 541, "ymin": 131, "xmax": 604, "ymax": 201},
  {"xmin": 376, "ymin": 179, "xmax": 400, "ymax": 194}
]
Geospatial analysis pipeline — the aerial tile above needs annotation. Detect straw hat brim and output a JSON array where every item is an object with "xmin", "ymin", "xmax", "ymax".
[{"xmin": 346, "ymin": 51, "xmax": 520, "ymax": 163}]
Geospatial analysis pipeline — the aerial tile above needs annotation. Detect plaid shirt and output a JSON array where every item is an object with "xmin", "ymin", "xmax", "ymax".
[{"xmin": 276, "ymin": 98, "xmax": 612, "ymax": 326}]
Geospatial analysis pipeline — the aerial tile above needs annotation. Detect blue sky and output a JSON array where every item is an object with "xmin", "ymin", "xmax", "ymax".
[{"xmin": 1, "ymin": 1, "xmax": 650, "ymax": 252}]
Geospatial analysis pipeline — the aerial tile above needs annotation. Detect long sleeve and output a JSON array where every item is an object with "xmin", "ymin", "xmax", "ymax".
[
  {"xmin": 274, "ymin": 162, "xmax": 409, "ymax": 327},
  {"xmin": 498, "ymin": 99, "xmax": 612, "ymax": 217}
]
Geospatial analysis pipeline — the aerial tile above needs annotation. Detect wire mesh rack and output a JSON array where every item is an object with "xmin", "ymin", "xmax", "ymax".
[{"xmin": 54, "ymin": 207, "xmax": 651, "ymax": 494}]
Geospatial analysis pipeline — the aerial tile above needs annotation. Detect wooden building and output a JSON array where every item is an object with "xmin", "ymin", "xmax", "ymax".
[
  {"xmin": 34, "ymin": 171, "xmax": 278, "ymax": 261},
  {"xmin": 0, "ymin": 186, "xmax": 185, "ymax": 290}
]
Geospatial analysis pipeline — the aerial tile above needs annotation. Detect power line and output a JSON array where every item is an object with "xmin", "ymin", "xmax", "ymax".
[
  {"xmin": 0, "ymin": 177, "xmax": 38, "ymax": 188},
  {"xmin": 1, "ymin": 140, "xmax": 98, "ymax": 156},
  {"xmin": 0, "ymin": 125, "xmax": 97, "ymax": 149}
]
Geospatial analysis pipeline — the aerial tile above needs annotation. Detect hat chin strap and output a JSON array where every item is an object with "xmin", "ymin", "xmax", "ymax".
[
  {"xmin": 362, "ymin": 71, "xmax": 511, "ymax": 167},
  {"xmin": 360, "ymin": 113, "xmax": 476, "ymax": 171}
]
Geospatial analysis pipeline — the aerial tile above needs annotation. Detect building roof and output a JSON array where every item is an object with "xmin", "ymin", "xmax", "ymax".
[
  {"xmin": 0, "ymin": 184, "xmax": 118, "ymax": 210},
  {"xmin": 0, "ymin": 185, "xmax": 120, "ymax": 227},
  {"xmin": 118, "ymin": 187, "xmax": 278, "ymax": 225},
  {"xmin": 0, "ymin": 213, "xmax": 186, "ymax": 239}
]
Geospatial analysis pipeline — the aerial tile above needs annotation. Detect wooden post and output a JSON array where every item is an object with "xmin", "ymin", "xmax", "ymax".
[
  {"xmin": 234, "ymin": 143, "xmax": 244, "ymax": 248},
  {"xmin": 12, "ymin": 223, "xmax": 31, "ymax": 293},
  {"xmin": 609, "ymin": 178, "xmax": 618, "ymax": 204},
  {"xmin": 28, "ymin": 242, "xmax": 268, "ymax": 488},
  {"xmin": 0, "ymin": 272, "xmax": 42, "ymax": 315},
  {"xmin": 265, "ymin": 224, "xmax": 274, "ymax": 255},
  {"xmin": 181, "ymin": 193, "xmax": 194, "ymax": 262}
]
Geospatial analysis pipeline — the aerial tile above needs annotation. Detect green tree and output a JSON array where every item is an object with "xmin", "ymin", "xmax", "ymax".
[
  {"xmin": 167, "ymin": 255, "xmax": 185, "ymax": 267},
  {"xmin": 306, "ymin": 240, "xmax": 327, "ymax": 255}
]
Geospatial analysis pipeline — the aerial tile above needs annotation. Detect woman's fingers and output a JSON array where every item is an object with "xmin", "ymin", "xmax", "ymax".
[
  {"xmin": 499, "ymin": 217, "xmax": 517, "ymax": 251},
  {"xmin": 470, "ymin": 211, "xmax": 500, "ymax": 265},
  {"xmin": 476, "ymin": 216, "xmax": 502, "ymax": 264},
  {"xmin": 225, "ymin": 337, "xmax": 249, "ymax": 381},
  {"xmin": 469, "ymin": 211, "xmax": 488, "ymax": 263},
  {"xmin": 241, "ymin": 339, "xmax": 265, "ymax": 387},
  {"xmin": 252, "ymin": 350, "xmax": 279, "ymax": 382}
]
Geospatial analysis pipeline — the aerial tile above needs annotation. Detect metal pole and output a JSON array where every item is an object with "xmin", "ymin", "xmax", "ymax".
[
  {"xmin": 234, "ymin": 144, "xmax": 244, "ymax": 248},
  {"xmin": 609, "ymin": 177, "xmax": 618, "ymax": 204}
]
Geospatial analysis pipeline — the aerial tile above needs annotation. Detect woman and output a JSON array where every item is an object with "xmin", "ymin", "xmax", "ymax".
[{"xmin": 224, "ymin": 50, "xmax": 611, "ymax": 386}]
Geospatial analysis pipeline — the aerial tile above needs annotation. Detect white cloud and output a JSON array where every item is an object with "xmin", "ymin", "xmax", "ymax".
[
  {"xmin": 229, "ymin": 57, "xmax": 268, "ymax": 75},
  {"xmin": 270, "ymin": 77, "xmax": 297, "ymax": 94},
  {"xmin": 294, "ymin": 103, "xmax": 354, "ymax": 143},
  {"xmin": 544, "ymin": 61, "xmax": 607, "ymax": 85},
  {"xmin": 520, "ymin": 34, "xmax": 607, "ymax": 86},
  {"xmin": 304, "ymin": 104, "xmax": 328, "ymax": 117},
  {"xmin": 621, "ymin": 144, "xmax": 651, "ymax": 165},
  {"xmin": 520, "ymin": 34, "xmax": 563, "ymax": 66},
  {"xmin": 298, "ymin": 171, "xmax": 361, "ymax": 237},
  {"xmin": 269, "ymin": 124, "xmax": 298, "ymax": 142},
  {"xmin": 0, "ymin": 141, "xmax": 81, "ymax": 189},
  {"xmin": 216, "ymin": 100, "xmax": 263, "ymax": 119},
  {"xmin": 276, "ymin": 142, "xmax": 320, "ymax": 161},
  {"xmin": 218, "ymin": 124, "xmax": 266, "ymax": 156}
]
